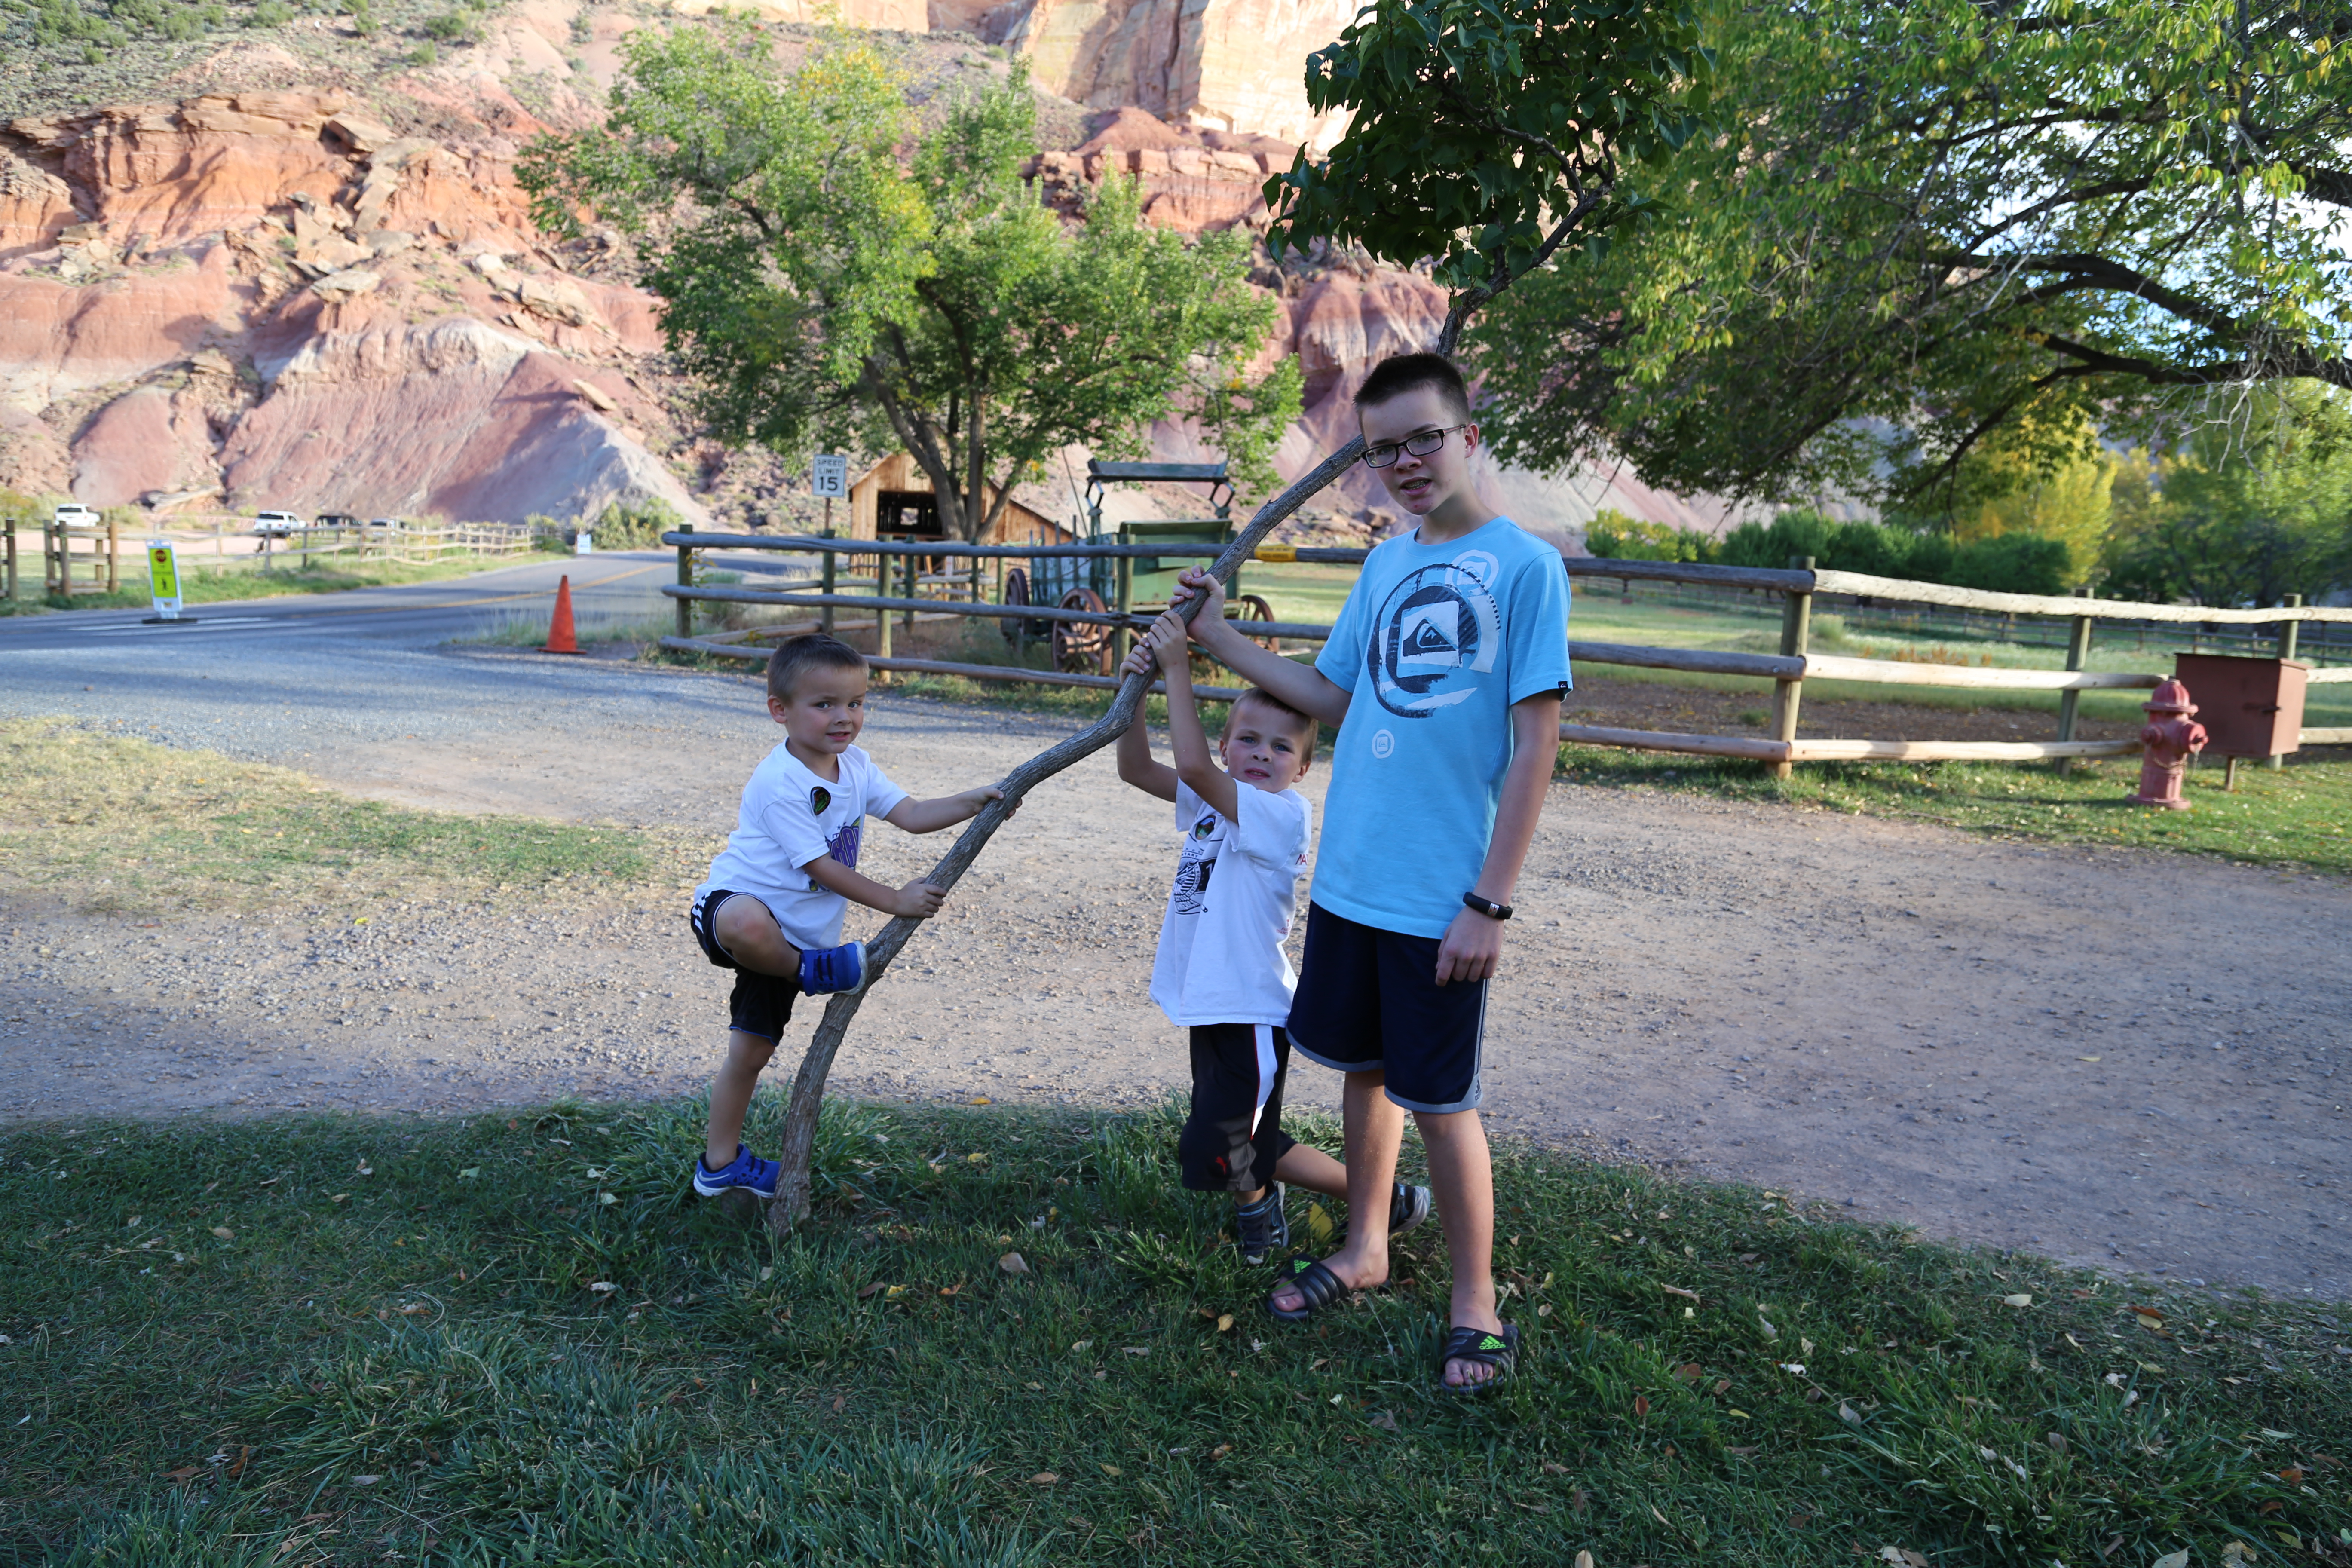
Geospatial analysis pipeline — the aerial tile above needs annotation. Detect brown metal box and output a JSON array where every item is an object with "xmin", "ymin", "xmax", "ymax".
[{"xmin": 2174, "ymin": 653, "xmax": 2309, "ymax": 758}]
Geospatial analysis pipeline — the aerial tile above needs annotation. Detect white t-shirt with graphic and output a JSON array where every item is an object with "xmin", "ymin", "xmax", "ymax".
[
  {"xmin": 1149, "ymin": 779, "xmax": 1313, "ymax": 1027},
  {"xmin": 697, "ymin": 742, "xmax": 910, "ymax": 952}
]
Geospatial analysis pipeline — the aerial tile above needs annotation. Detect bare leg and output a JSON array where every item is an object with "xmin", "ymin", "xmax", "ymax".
[
  {"xmin": 1236, "ymin": 1142, "xmax": 1350, "ymax": 1206},
  {"xmin": 1269, "ymin": 1070, "xmax": 1404, "ymax": 1312},
  {"xmin": 1418, "ymin": 1106, "xmax": 1501, "ymax": 1387},
  {"xmin": 713, "ymin": 894, "xmax": 801, "ymax": 979},
  {"xmin": 706, "ymin": 1028, "xmax": 778, "ymax": 1169}
]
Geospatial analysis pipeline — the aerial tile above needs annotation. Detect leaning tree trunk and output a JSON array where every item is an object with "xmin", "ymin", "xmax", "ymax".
[{"xmin": 765, "ymin": 438, "xmax": 1367, "ymax": 1232}]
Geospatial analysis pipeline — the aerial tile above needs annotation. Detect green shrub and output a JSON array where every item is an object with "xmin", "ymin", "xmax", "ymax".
[
  {"xmin": 1583, "ymin": 507, "xmax": 1715, "ymax": 563},
  {"xmin": 249, "ymin": 0, "xmax": 293, "ymax": 24},
  {"xmin": 583, "ymin": 497, "xmax": 685, "ymax": 551},
  {"xmin": 420, "ymin": 6, "xmax": 478, "ymax": 40}
]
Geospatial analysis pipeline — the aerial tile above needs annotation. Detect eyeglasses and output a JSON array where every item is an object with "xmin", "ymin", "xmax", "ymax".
[{"xmin": 1362, "ymin": 425, "xmax": 1468, "ymax": 469}]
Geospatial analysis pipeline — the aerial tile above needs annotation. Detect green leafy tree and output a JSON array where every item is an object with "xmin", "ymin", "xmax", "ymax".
[
  {"xmin": 2101, "ymin": 382, "xmax": 2352, "ymax": 606},
  {"xmin": 1266, "ymin": 0, "xmax": 1715, "ymax": 355},
  {"xmin": 518, "ymin": 24, "xmax": 1296, "ymax": 541},
  {"xmin": 1467, "ymin": 0, "xmax": 2352, "ymax": 512}
]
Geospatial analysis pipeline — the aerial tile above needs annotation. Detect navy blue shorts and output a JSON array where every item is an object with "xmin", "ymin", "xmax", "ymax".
[
  {"xmin": 1286, "ymin": 902, "xmax": 1487, "ymax": 1113},
  {"xmin": 689, "ymin": 889, "xmax": 799, "ymax": 1041},
  {"xmin": 1179, "ymin": 1023, "xmax": 1298, "ymax": 1192}
]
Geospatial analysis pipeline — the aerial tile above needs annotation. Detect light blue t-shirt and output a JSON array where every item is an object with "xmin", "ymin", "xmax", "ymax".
[{"xmin": 1309, "ymin": 517, "xmax": 1572, "ymax": 938}]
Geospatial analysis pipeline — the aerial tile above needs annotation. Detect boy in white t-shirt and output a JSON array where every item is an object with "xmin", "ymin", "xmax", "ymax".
[
  {"xmin": 687, "ymin": 634, "xmax": 1005, "ymax": 1199},
  {"xmin": 1115, "ymin": 609, "xmax": 1430, "ymax": 1262}
]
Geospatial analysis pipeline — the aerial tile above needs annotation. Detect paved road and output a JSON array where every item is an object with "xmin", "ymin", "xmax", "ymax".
[{"xmin": 0, "ymin": 549, "xmax": 816, "ymax": 654}]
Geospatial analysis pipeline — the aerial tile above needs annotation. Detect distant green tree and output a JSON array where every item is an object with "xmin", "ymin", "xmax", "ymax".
[
  {"xmin": 1466, "ymin": 0, "xmax": 2352, "ymax": 514},
  {"xmin": 1583, "ymin": 509, "xmax": 1715, "ymax": 564},
  {"xmin": 2101, "ymin": 383, "xmax": 2352, "ymax": 606},
  {"xmin": 518, "ymin": 25, "xmax": 1297, "ymax": 541}
]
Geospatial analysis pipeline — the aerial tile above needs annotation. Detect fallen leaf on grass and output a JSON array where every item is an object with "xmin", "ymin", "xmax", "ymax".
[
  {"xmin": 587, "ymin": 1281, "xmax": 616, "ymax": 1294},
  {"xmin": 1306, "ymin": 1203, "xmax": 1335, "ymax": 1245},
  {"xmin": 163, "ymin": 1467, "xmax": 200, "ymax": 1482},
  {"xmin": 1029, "ymin": 1473, "xmax": 1059, "ymax": 1486},
  {"xmin": 1208, "ymin": 1444, "xmax": 1231, "ymax": 1461},
  {"xmin": 1877, "ymin": 1549, "xmax": 1928, "ymax": 1568},
  {"xmin": 1840, "ymin": 1403, "xmax": 1862, "ymax": 1426},
  {"xmin": 329, "ymin": 1194, "xmax": 348, "ymax": 1204},
  {"xmin": 1633, "ymin": 1395, "xmax": 1650, "ymax": 1419},
  {"xmin": 1660, "ymin": 1283, "xmax": 1699, "ymax": 1301},
  {"xmin": 211, "ymin": 1227, "xmax": 234, "ymax": 1240},
  {"xmin": 2001, "ymin": 1293, "xmax": 2033, "ymax": 1308},
  {"xmin": 997, "ymin": 1253, "xmax": 1029, "ymax": 1275},
  {"xmin": 1099, "ymin": 1463, "xmax": 1121, "ymax": 1476},
  {"xmin": 457, "ymin": 1168, "xmax": 479, "ymax": 1180},
  {"xmin": 1216, "ymin": 1314, "xmax": 1234, "ymax": 1332},
  {"xmin": 1574, "ymin": 1553, "xmax": 1594, "ymax": 1568},
  {"xmin": 2151, "ymin": 1552, "xmax": 2190, "ymax": 1568},
  {"xmin": 831, "ymin": 1394, "xmax": 846, "ymax": 1414},
  {"xmin": 857, "ymin": 1282, "xmax": 888, "ymax": 1299},
  {"xmin": 968, "ymin": 1152, "xmax": 987, "ymax": 1164},
  {"xmin": 1541, "ymin": 1461, "xmax": 1570, "ymax": 1475},
  {"xmin": 1368, "ymin": 1410, "xmax": 1399, "ymax": 1432},
  {"xmin": 1069, "ymin": 1340, "xmax": 1092, "ymax": 1352},
  {"xmin": 1673, "ymin": 1363, "xmax": 1703, "ymax": 1384},
  {"xmin": 351, "ymin": 1475, "xmax": 381, "ymax": 1486}
]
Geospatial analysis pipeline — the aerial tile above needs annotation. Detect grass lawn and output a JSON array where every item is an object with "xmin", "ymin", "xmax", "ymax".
[
  {"xmin": 1557, "ymin": 747, "xmax": 2352, "ymax": 879},
  {"xmin": 1, "ymin": 550, "xmax": 562, "ymax": 619},
  {"xmin": 0, "ymin": 719, "xmax": 699, "ymax": 916},
  {"xmin": 3, "ymin": 1098, "xmax": 2346, "ymax": 1565}
]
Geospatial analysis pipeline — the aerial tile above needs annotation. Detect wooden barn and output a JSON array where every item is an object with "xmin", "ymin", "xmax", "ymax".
[{"xmin": 847, "ymin": 453, "xmax": 1076, "ymax": 545}]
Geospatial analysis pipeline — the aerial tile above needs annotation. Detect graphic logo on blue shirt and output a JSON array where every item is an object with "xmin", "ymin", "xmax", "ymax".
[{"xmin": 1367, "ymin": 552, "xmax": 1503, "ymax": 718}]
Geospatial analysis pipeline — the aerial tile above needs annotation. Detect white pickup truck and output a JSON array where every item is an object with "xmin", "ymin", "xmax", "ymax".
[
  {"xmin": 52, "ymin": 503, "xmax": 100, "ymax": 527},
  {"xmin": 249, "ymin": 510, "xmax": 307, "ymax": 538}
]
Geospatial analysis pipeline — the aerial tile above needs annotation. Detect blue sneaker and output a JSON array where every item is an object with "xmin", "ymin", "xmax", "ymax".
[
  {"xmin": 693, "ymin": 1143, "xmax": 779, "ymax": 1199},
  {"xmin": 799, "ymin": 940, "xmax": 867, "ymax": 997}
]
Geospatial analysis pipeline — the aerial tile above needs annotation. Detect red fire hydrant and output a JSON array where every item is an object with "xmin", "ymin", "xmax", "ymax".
[{"xmin": 2135, "ymin": 677, "xmax": 2207, "ymax": 810}]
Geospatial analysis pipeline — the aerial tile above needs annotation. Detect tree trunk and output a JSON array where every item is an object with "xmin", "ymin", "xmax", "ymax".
[{"xmin": 764, "ymin": 436, "xmax": 1368, "ymax": 1233}]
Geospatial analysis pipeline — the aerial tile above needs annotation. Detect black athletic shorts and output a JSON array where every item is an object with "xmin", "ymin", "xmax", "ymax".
[
  {"xmin": 689, "ymin": 888, "xmax": 799, "ymax": 1041},
  {"xmin": 1287, "ymin": 902, "xmax": 1488, "ymax": 1113},
  {"xmin": 1179, "ymin": 1023, "xmax": 1298, "ymax": 1193}
]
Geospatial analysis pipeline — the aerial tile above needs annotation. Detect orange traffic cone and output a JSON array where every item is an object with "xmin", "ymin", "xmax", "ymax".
[{"xmin": 543, "ymin": 573, "xmax": 582, "ymax": 654}]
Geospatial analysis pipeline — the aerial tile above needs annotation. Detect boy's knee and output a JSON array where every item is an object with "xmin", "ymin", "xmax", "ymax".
[
  {"xmin": 726, "ymin": 1029, "xmax": 778, "ymax": 1066},
  {"xmin": 715, "ymin": 897, "xmax": 794, "ymax": 966}
]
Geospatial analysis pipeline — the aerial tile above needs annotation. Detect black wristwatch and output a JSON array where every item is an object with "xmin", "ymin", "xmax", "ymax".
[{"xmin": 1462, "ymin": 892, "xmax": 1513, "ymax": 921}]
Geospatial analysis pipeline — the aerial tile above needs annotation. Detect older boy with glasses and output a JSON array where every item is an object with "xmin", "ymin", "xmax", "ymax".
[{"xmin": 1165, "ymin": 351, "xmax": 1570, "ymax": 1391}]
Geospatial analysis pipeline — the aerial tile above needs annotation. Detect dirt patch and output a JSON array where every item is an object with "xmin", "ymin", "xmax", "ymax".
[{"xmin": 2, "ymin": 677, "xmax": 2344, "ymax": 1302}]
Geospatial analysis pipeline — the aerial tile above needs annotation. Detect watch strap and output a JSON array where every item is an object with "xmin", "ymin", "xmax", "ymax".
[{"xmin": 1462, "ymin": 891, "xmax": 1513, "ymax": 920}]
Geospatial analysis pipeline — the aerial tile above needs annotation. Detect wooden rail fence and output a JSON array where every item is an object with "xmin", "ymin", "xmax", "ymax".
[{"xmin": 658, "ymin": 533, "xmax": 2352, "ymax": 772}]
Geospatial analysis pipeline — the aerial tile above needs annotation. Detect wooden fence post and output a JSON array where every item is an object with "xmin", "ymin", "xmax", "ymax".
[
  {"xmin": 876, "ymin": 545, "xmax": 892, "ymax": 661},
  {"xmin": 1767, "ymin": 554, "xmax": 1814, "ymax": 779},
  {"xmin": 2269, "ymin": 593, "xmax": 2302, "ymax": 771},
  {"xmin": 3, "ymin": 519, "xmax": 15, "ymax": 601},
  {"xmin": 106, "ymin": 517, "xmax": 119, "ymax": 592},
  {"xmin": 901, "ymin": 549, "xmax": 917, "ymax": 634},
  {"xmin": 675, "ymin": 537, "xmax": 693, "ymax": 642},
  {"xmin": 2055, "ymin": 586, "xmax": 2092, "ymax": 775},
  {"xmin": 820, "ymin": 527, "xmax": 836, "ymax": 637}
]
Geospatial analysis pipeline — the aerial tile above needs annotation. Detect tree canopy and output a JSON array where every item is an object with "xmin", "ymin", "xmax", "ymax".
[
  {"xmin": 1264, "ymin": 0, "xmax": 1715, "ymax": 353},
  {"xmin": 518, "ymin": 25, "xmax": 1297, "ymax": 540},
  {"xmin": 1466, "ymin": 0, "xmax": 2352, "ymax": 513}
]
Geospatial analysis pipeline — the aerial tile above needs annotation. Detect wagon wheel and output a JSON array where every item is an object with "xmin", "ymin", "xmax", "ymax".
[
  {"xmin": 1233, "ymin": 593, "xmax": 1279, "ymax": 655},
  {"xmin": 1052, "ymin": 587, "xmax": 1114, "ymax": 675},
  {"xmin": 1001, "ymin": 567, "xmax": 1032, "ymax": 644}
]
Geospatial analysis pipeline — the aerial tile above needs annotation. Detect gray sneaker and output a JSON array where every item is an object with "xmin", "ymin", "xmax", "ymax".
[
  {"xmin": 1390, "ymin": 1180, "xmax": 1434, "ymax": 1236},
  {"xmin": 1235, "ymin": 1182, "xmax": 1289, "ymax": 1264}
]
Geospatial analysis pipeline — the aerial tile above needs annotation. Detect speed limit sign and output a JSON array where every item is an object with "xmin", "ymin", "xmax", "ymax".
[{"xmin": 810, "ymin": 453, "xmax": 849, "ymax": 498}]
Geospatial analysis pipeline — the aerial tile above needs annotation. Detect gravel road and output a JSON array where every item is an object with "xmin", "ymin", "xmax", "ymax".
[{"xmin": 3, "ymin": 575, "xmax": 2346, "ymax": 1300}]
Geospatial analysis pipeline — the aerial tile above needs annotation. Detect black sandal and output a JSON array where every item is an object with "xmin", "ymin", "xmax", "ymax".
[
  {"xmin": 1436, "ymin": 1323, "xmax": 1519, "ymax": 1393},
  {"xmin": 1265, "ymin": 1259, "xmax": 1351, "ymax": 1323}
]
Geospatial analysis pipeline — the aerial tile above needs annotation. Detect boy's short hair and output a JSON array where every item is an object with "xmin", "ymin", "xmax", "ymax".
[
  {"xmin": 1227, "ymin": 687, "xmax": 1317, "ymax": 746},
  {"xmin": 1356, "ymin": 352, "xmax": 1473, "ymax": 425},
  {"xmin": 766, "ymin": 634, "xmax": 867, "ymax": 703}
]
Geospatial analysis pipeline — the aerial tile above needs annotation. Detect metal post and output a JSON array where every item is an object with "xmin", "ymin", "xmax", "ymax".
[
  {"xmin": 1114, "ymin": 542, "xmax": 1134, "ymax": 671},
  {"xmin": 2269, "ymin": 593, "xmax": 2302, "ymax": 771},
  {"xmin": 675, "ymin": 538, "xmax": 693, "ymax": 642},
  {"xmin": 1767, "ymin": 554, "xmax": 1814, "ymax": 779},
  {"xmin": 2055, "ymin": 587, "xmax": 2092, "ymax": 775},
  {"xmin": 820, "ymin": 525, "xmax": 836, "ymax": 637}
]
